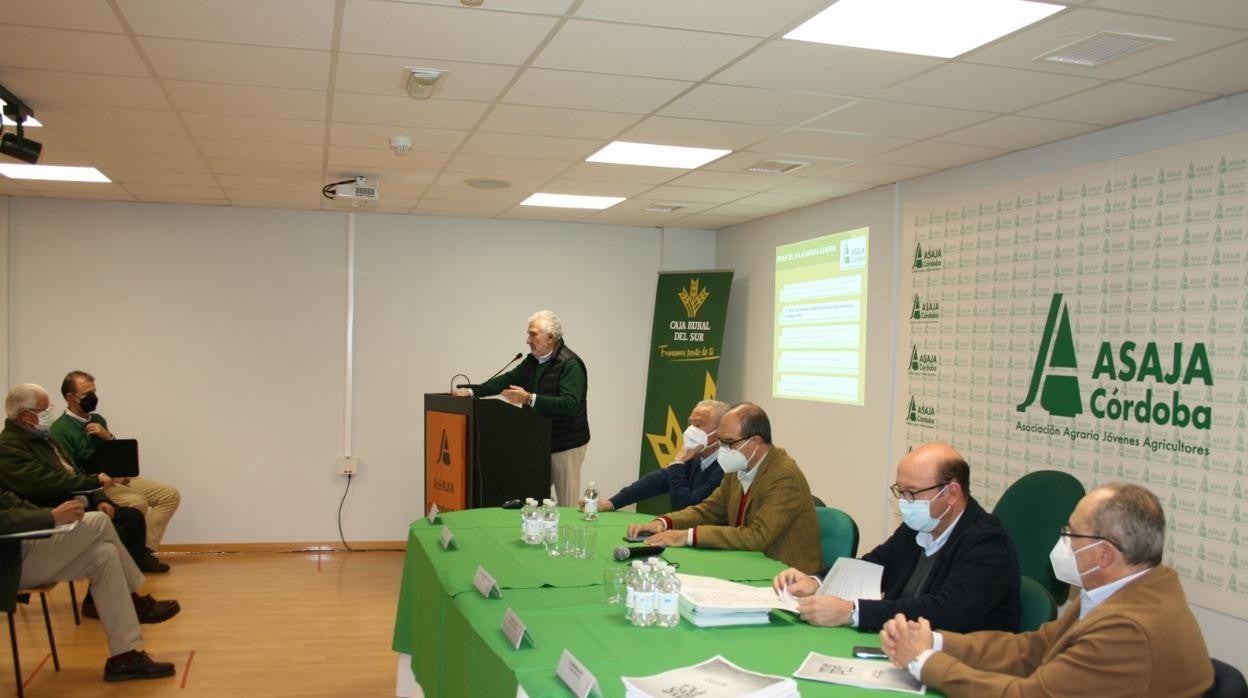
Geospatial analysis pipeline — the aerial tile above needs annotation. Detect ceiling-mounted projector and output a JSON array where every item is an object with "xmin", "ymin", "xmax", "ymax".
[{"xmin": 322, "ymin": 176, "xmax": 380, "ymax": 205}]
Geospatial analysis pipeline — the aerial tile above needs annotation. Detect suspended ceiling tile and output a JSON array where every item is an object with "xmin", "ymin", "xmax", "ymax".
[
  {"xmin": 121, "ymin": 183, "xmax": 226, "ymax": 198},
  {"xmin": 500, "ymin": 205, "xmax": 596, "ymax": 222},
  {"xmin": 332, "ymin": 92, "xmax": 489, "ymax": 130},
  {"xmin": 754, "ymin": 130, "xmax": 914, "ymax": 161},
  {"xmin": 701, "ymin": 151, "xmax": 853, "ymax": 177},
  {"xmin": 1090, "ymin": 0, "xmax": 1248, "ymax": 30},
  {"xmin": 0, "ymin": 68, "xmax": 170, "ymax": 109},
  {"xmin": 765, "ymin": 178, "xmax": 876, "ymax": 197},
  {"xmin": 537, "ymin": 179, "xmax": 651, "ymax": 197},
  {"xmin": 392, "ymin": 0, "xmax": 575, "ymax": 15},
  {"xmin": 430, "ymin": 171, "xmax": 548, "ymax": 191},
  {"xmin": 479, "ymin": 105, "xmax": 636, "ymax": 140},
  {"xmin": 1020, "ymin": 81, "xmax": 1216, "ymax": 126},
  {"xmin": 340, "ymin": 0, "xmax": 558, "ymax": 64},
  {"xmin": 1128, "ymin": 40, "xmax": 1248, "ymax": 96},
  {"xmin": 445, "ymin": 153, "xmax": 574, "ymax": 179},
  {"xmin": 330, "ymin": 123, "xmax": 467, "ymax": 153},
  {"xmin": 660, "ymin": 84, "xmax": 852, "ymax": 126},
  {"xmin": 422, "ymin": 185, "xmax": 531, "ymax": 204},
  {"xmin": 95, "ymin": 170, "xmax": 221, "ymax": 187},
  {"xmin": 667, "ymin": 170, "xmax": 785, "ymax": 192},
  {"xmin": 208, "ymin": 159, "xmax": 324, "ymax": 178},
  {"xmin": 415, "ymin": 199, "xmax": 511, "ymax": 218},
  {"xmin": 87, "ymin": 152, "xmax": 211, "ymax": 174},
  {"xmin": 332, "ymin": 167, "xmax": 438, "ymax": 187},
  {"xmin": 459, "ymin": 131, "xmax": 603, "ymax": 161},
  {"xmin": 0, "ymin": 25, "xmax": 149, "ymax": 76},
  {"xmin": 184, "ymin": 113, "xmax": 326, "ymax": 145},
  {"xmin": 164, "ymin": 81, "xmax": 327, "ymax": 120},
  {"xmin": 573, "ymin": 0, "xmax": 827, "ymax": 37},
  {"xmin": 327, "ymin": 146, "xmax": 450, "ymax": 171},
  {"xmin": 819, "ymin": 161, "xmax": 938, "ymax": 185},
  {"xmin": 69, "ymin": 133, "xmax": 202, "ymax": 157},
  {"xmin": 139, "ymin": 38, "xmax": 331, "ymax": 90},
  {"xmin": 533, "ymin": 20, "xmax": 758, "ymax": 81},
  {"xmin": 643, "ymin": 185, "xmax": 755, "ymax": 204},
  {"xmin": 714, "ymin": 41, "xmax": 941, "ymax": 97},
  {"xmin": 0, "ymin": 0, "xmax": 125, "ymax": 32},
  {"xmin": 557, "ymin": 162, "xmax": 686, "ymax": 185},
  {"xmin": 335, "ymin": 54, "xmax": 519, "ymax": 102},
  {"xmin": 872, "ymin": 63, "xmax": 1104, "ymax": 113},
  {"xmin": 874, "ymin": 140, "xmax": 1008, "ymax": 169},
  {"xmin": 936, "ymin": 115, "xmax": 1099, "ymax": 150},
  {"xmin": 119, "ymin": 0, "xmax": 336, "ymax": 49},
  {"xmin": 619, "ymin": 116, "xmax": 781, "ymax": 150},
  {"xmin": 214, "ymin": 175, "xmax": 320, "ymax": 192},
  {"xmin": 804, "ymin": 100, "xmax": 995, "ymax": 140},
  {"xmin": 503, "ymin": 68, "xmax": 692, "ymax": 113},
  {"xmin": 34, "ymin": 106, "xmax": 188, "ymax": 136},
  {"xmin": 732, "ymin": 190, "xmax": 829, "ymax": 208},
  {"xmin": 196, "ymin": 138, "xmax": 324, "ymax": 164},
  {"xmin": 962, "ymin": 8, "xmax": 1248, "ymax": 80}
]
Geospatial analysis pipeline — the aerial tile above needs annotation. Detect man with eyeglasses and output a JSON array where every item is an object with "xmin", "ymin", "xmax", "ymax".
[
  {"xmin": 773, "ymin": 442, "xmax": 1019, "ymax": 633},
  {"xmin": 625, "ymin": 402, "xmax": 823, "ymax": 573},
  {"xmin": 880, "ymin": 482, "xmax": 1212, "ymax": 697}
]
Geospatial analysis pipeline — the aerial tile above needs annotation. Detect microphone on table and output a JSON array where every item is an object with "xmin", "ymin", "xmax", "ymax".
[
  {"xmin": 613, "ymin": 545, "xmax": 666, "ymax": 561},
  {"xmin": 455, "ymin": 352, "xmax": 524, "ymax": 390}
]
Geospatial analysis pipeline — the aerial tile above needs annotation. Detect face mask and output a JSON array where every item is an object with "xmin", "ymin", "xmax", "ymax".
[
  {"xmin": 682, "ymin": 426, "xmax": 716, "ymax": 451},
  {"xmin": 719, "ymin": 441, "xmax": 752, "ymax": 474},
  {"xmin": 34, "ymin": 408, "xmax": 56, "ymax": 435},
  {"xmin": 897, "ymin": 485, "xmax": 950, "ymax": 533},
  {"xmin": 1049, "ymin": 536, "xmax": 1104, "ymax": 588},
  {"xmin": 80, "ymin": 392, "xmax": 99, "ymax": 413}
]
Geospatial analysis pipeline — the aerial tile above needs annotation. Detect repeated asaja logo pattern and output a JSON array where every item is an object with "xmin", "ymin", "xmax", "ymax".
[{"xmin": 898, "ymin": 134, "xmax": 1248, "ymax": 619}]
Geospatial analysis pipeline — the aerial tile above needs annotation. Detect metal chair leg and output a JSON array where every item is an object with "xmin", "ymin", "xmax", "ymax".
[
  {"xmin": 38, "ymin": 592, "xmax": 59, "ymax": 672},
  {"xmin": 8, "ymin": 611, "xmax": 24, "ymax": 698},
  {"xmin": 69, "ymin": 580, "xmax": 80, "ymax": 626}
]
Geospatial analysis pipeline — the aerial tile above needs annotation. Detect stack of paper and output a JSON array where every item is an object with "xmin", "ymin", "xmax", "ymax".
[
  {"xmin": 814, "ymin": 558, "xmax": 884, "ymax": 600},
  {"xmin": 676, "ymin": 574, "xmax": 798, "ymax": 628},
  {"xmin": 623, "ymin": 655, "xmax": 799, "ymax": 698},
  {"xmin": 793, "ymin": 652, "xmax": 925, "ymax": 695}
]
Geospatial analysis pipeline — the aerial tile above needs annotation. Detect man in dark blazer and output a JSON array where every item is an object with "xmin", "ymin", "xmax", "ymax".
[{"xmin": 774, "ymin": 442, "xmax": 1020, "ymax": 633}]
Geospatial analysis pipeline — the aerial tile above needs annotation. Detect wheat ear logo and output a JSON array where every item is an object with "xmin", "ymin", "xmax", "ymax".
[
  {"xmin": 1017, "ymin": 293, "xmax": 1082, "ymax": 417},
  {"xmin": 678, "ymin": 278, "xmax": 710, "ymax": 318}
]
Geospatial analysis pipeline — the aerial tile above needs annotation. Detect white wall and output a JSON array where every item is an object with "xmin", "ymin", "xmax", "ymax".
[
  {"xmin": 716, "ymin": 184, "xmax": 902, "ymax": 551},
  {"xmin": 2, "ymin": 198, "xmax": 716, "ymax": 544}
]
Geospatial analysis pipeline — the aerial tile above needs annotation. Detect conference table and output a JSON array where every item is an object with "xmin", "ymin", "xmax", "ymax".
[{"xmin": 393, "ymin": 507, "xmax": 939, "ymax": 697}]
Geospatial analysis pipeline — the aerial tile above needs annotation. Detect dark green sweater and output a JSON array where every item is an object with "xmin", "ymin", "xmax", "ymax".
[{"xmin": 49, "ymin": 411, "xmax": 109, "ymax": 464}]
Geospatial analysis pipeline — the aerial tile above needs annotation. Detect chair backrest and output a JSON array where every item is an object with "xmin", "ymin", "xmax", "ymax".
[
  {"xmin": 993, "ymin": 470, "xmax": 1085, "ymax": 602},
  {"xmin": 815, "ymin": 506, "xmax": 859, "ymax": 563},
  {"xmin": 1205, "ymin": 659, "xmax": 1248, "ymax": 698},
  {"xmin": 1017, "ymin": 575, "xmax": 1057, "ymax": 632}
]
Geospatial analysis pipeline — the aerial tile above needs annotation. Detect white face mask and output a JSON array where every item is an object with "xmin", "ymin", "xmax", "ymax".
[
  {"xmin": 682, "ymin": 425, "xmax": 716, "ymax": 451},
  {"xmin": 1049, "ymin": 536, "xmax": 1105, "ymax": 588},
  {"xmin": 718, "ymin": 441, "xmax": 753, "ymax": 474},
  {"xmin": 897, "ymin": 485, "xmax": 950, "ymax": 533},
  {"xmin": 31, "ymin": 407, "xmax": 56, "ymax": 435}
]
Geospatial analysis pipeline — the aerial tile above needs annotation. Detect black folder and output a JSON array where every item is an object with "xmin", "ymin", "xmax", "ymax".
[{"xmin": 80, "ymin": 439, "xmax": 140, "ymax": 478}]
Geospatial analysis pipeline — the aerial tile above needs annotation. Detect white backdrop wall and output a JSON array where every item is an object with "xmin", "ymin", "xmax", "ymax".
[
  {"xmin": 715, "ymin": 184, "xmax": 902, "ymax": 552},
  {"xmin": 3, "ymin": 196, "xmax": 715, "ymax": 544}
]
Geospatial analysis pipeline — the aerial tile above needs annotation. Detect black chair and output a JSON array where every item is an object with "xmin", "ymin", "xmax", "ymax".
[
  {"xmin": 7, "ymin": 584, "xmax": 61, "ymax": 698},
  {"xmin": 1205, "ymin": 658, "xmax": 1248, "ymax": 698}
]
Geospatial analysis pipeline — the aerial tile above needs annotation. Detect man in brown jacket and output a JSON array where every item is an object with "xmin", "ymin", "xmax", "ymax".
[
  {"xmin": 626, "ymin": 402, "xmax": 823, "ymax": 573},
  {"xmin": 880, "ymin": 482, "xmax": 1213, "ymax": 697}
]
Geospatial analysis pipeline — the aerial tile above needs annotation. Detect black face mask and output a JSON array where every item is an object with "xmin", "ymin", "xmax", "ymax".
[{"xmin": 79, "ymin": 392, "xmax": 99, "ymax": 413}]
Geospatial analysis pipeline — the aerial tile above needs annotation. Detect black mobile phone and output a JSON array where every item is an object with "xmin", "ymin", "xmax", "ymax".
[
  {"xmin": 852, "ymin": 645, "xmax": 888, "ymax": 660},
  {"xmin": 622, "ymin": 533, "xmax": 650, "ymax": 543}
]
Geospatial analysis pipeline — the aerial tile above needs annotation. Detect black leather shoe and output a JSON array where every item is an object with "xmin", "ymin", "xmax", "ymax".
[
  {"xmin": 103, "ymin": 650, "xmax": 176, "ymax": 682},
  {"xmin": 134, "ymin": 594, "xmax": 181, "ymax": 624},
  {"xmin": 138, "ymin": 552, "xmax": 170, "ymax": 573},
  {"xmin": 82, "ymin": 594, "xmax": 99, "ymax": 620}
]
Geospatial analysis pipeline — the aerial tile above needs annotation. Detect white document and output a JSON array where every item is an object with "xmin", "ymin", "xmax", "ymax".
[
  {"xmin": 793, "ymin": 652, "xmax": 924, "ymax": 694},
  {"xmin": 677, "ymin": 574, "xmax": 799, "ymax": 613},
  {"xmin": 816, "ymin": 557, "xmax": 884, "ymax": 601},
  {"xmin": 0, "ymin": 521, "xmax": 78, "ymax": 540},
  {"xmin": 623, "ymin": 655, "xmax": 798, "ymax": 698}
]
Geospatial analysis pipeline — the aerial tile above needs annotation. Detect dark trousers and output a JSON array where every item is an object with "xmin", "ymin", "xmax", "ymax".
[{"xmin": 109, "ymin": 505, "xmax": 149, "ymax": 567}]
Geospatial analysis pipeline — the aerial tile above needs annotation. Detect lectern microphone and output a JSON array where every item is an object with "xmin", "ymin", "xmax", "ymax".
[{"xmin": 455, "ymin": 352, "xmax": 524, "ymax": 390}]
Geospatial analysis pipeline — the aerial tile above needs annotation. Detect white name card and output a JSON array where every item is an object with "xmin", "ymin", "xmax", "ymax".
[
  {"xmin": 439, "ymin": 525, "xmax": 455, "ymax": 550},
  {"xmin": 427, "ymin": 502, "xmax": 441, "ymax": 524},
  {"xmin": 501, "ymin": 608, "xmax": 533, "ymax": 649},
  {"xmin": 474, "ymin": 566, "xmax": 501, "ymax": 598},
  {"xmin": 556, "ymin": 649, "xmax": 599, "ymax": 698}
]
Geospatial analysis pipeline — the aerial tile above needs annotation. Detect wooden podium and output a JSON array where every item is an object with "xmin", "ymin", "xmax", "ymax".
[{"xmin": 424, "ymin": 393, "xmax": 552, "ymax": 513}]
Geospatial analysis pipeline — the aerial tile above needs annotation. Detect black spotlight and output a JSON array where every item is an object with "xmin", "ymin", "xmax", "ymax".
[{"xmin": 0, "ymin": 86, "xmax": 42, "ymax": 164}]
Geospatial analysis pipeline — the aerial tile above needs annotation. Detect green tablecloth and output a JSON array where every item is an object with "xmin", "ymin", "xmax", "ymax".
[{"xmin": 393, "ymin": 508, "xmax": 934, "ymax": 697}]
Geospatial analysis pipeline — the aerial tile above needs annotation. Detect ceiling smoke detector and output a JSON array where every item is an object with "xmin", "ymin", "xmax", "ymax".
[
  {"xmin": 1037, "ymin": 30, "xmax": 1173, "ymax": 67},
  {"xmin": 403, "ymin": 68, "xmax": 448, "ymax": 99},
  {"xmin": 744, "ymin": 159, "xmax": 810, "ymax": 175},
  {"xmin": 389, "ymin": 135, "xmax": 412, "ymax": 156}
]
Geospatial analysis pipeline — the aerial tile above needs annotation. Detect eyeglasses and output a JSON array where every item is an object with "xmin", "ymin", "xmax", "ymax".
[
  {"xmin": 889, "ymin": 482, "xmax": 946, "ymax": 502},
  {"xmin": 719, "ymin": 435, "xmax": 752, "ymax": 449},
  {"xmin": 1059, "ymin": 526, "xmax": 1122, "ymax": 551}
]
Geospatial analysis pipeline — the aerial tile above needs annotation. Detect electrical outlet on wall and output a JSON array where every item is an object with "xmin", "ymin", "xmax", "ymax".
[{"xmin": 335, "ymin": 456, "xmax": 359, "ymax": 476}]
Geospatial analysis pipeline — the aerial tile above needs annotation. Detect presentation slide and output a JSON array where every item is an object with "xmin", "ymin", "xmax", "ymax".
[{"xmin": 773, "ymin": 228, "xmax": 869, "ymax": 405}]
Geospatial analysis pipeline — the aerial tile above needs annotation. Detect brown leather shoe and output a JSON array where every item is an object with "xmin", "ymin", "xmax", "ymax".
[
  {"xmin": 133, "ymin": 594, "xmax": 181, "ymax": 624},
  {"xmin": 103, "ymin": 650, "xmax": 176, "ymax": 682},
  {"xmin": 139, "ymin": 551, "xmax": 170, "ymax": 573}
]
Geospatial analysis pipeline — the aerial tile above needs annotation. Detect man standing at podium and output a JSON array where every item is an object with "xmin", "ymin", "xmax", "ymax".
[{"xmin": 455, "ymin": 310, "xmax": 589, "ymax": 506}]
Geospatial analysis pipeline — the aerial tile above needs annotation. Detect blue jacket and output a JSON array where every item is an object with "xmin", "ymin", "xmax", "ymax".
[{"xmin": 609, "ymin": 453, "xmax": 723, "ymax": 511}]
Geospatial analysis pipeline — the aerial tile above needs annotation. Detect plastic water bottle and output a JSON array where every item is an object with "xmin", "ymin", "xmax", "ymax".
[
  {"xmin": 543, "ymin": 498, "xmax": 561, "ymax": 556},
  {"xmin": 521, "ymin": 498, "xmax": 542, "ymax": 545},
  {"xmin": 625, "ymin": 560, "xmax": 643, "ymax": 622},
  {"xmin": 633, "ymin": 563, "xmax": 657, "ymax": 627},
  {"xmin": 582, "ymin": 482, "xmax": 599, "ymax": 521},
  {"xmin": 656, "ymin": 566, "xmax": 681, "ymax": 628}
]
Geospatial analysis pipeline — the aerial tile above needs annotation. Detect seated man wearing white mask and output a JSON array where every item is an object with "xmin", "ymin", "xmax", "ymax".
[
  {"xmin": 627, "ymin": 403, "xmax": 824, "ymax": 573},
  {"xmin": 583, "ymin": 400, "xmax": 727, "ymax": 513},
  {"xmin": 881, "ymin": 482, "xmax": 1212, "ymax": 698},
  {"xmin": 773, "ymin": 442, "xmax": 1019, "ymax": 633}
]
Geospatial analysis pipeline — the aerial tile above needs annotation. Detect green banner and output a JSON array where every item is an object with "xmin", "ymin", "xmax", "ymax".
[{"xmin": 635, "ymin": 270, "xmax": 734, "ymax": 515}]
